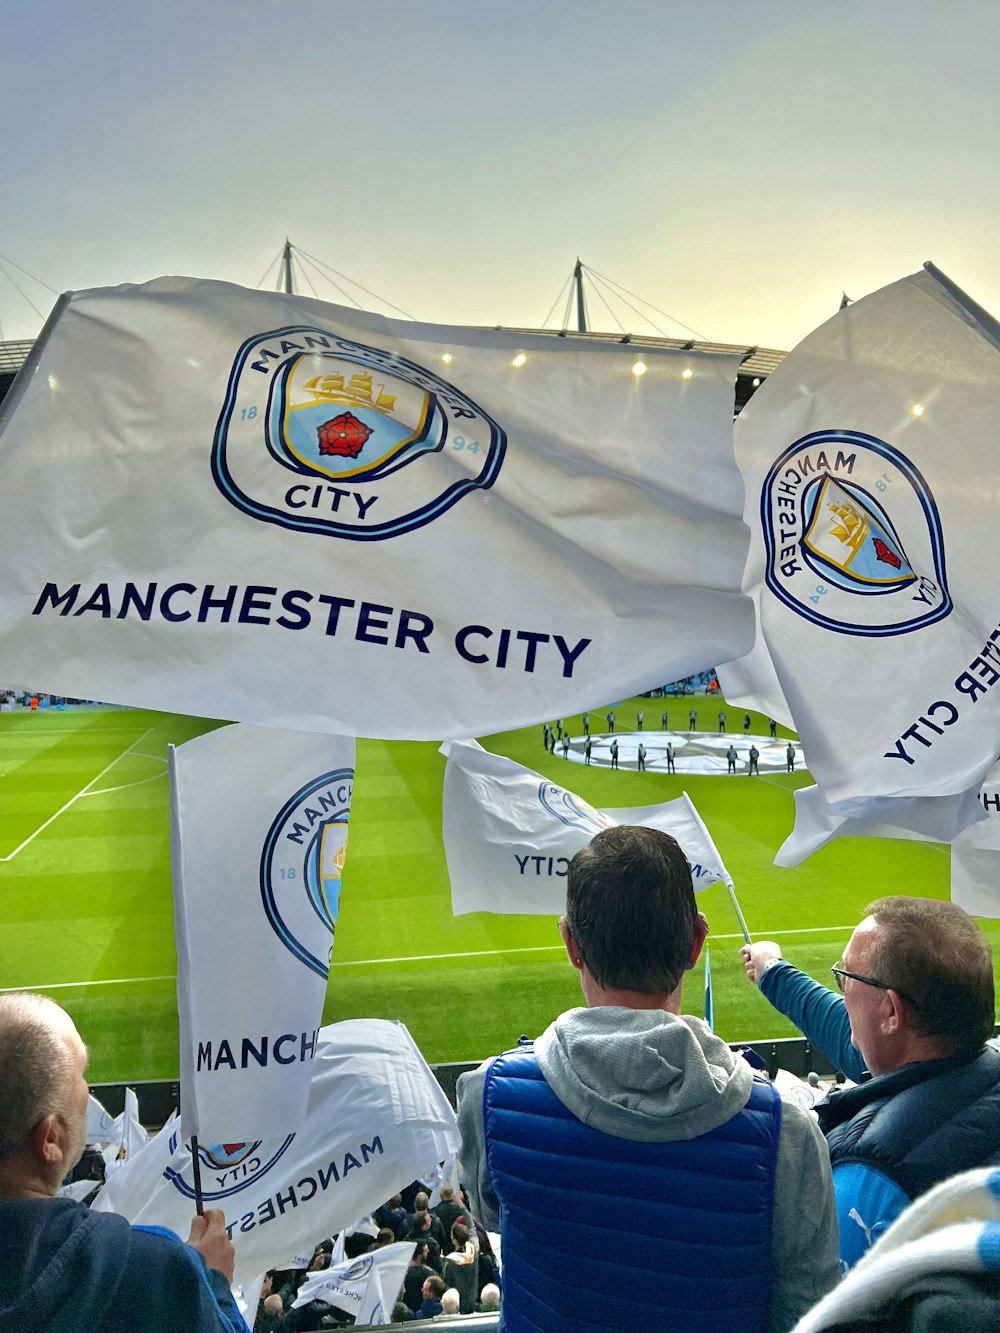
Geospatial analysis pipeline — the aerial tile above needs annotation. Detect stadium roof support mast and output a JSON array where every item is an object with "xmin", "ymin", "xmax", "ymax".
[
  {"xmin": 280, "ymin": 238, "xmax": 294, "ymax": 295},
  {"xmin": 573, "ymin": 257, "xmax": 587, "ymax": 333}
]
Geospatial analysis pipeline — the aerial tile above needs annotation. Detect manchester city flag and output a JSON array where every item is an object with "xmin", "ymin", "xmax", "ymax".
[
  {"xmin": 92, "ymin": 1019, "xmax": 459, "ymax": 1291},
  {"xmin": 441, "ymin": 739, "xmax": 731, "ymax": 914},
  {"xmin": 721, "ymin": 263, "xmax": 1000, "ymax": 829},
  {"xmin": 169, "ymin": 722, "xmax": 355, "ymax": 1142},
  {"xmin": 0, "ymin": 277, "xmax": 751, "ymax": 740}
]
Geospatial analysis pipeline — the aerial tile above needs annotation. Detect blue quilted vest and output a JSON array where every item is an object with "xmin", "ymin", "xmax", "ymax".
[{"xmin": 484, "ymin": 1044, "xmax": 780, "ymax": 1333}]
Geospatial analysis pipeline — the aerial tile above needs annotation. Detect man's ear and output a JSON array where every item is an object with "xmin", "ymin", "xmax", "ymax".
[
  {"xmin": 687, "ymin": 912, "xmax": 709, "ymax": 970},
  {"xmin": 30, "ymin": 1113, "xmax": 68, "ymax": 1168},
  {"xmin": 882, "ymin": 989, "xmax": 908, "ymax": 1036},
  {"xmin": 558, "ymin": 916, "xmax": 584, "ymax": 971}
]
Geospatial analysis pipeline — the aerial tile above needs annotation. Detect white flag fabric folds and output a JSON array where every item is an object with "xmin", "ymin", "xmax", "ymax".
[
  {"xmin": 92, "ymin": 1019, "xmax": 458, "ymax": 1290},
  {"xmin": 170, "ymin": 723, "xmax": 355, "ymax": 1143},
  {"xmin": 291, "ymin": 1242, "xmax": 415, "ymax": 1319},
  {"xmin": 441, "ymin": 740, "xmax": 730, "ymax": 914},
  {"xmin": 0, "ymin": 277, "xmax": 751, "ymax": 740},
  {"xmin": 722, "ymin": 264, "xmax": 1000, "ymax": 827},
  {"xmin": 951, "ymin": 768, "xmax": 1000, "ymax": 918},
  {"xmin": 774, "ymin": 782, "xmax": 983, "ymax": 868}
]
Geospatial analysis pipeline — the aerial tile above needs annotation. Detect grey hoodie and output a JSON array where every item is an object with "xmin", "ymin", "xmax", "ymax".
[{"xmin": 457, "ymin": 1006, "xmax": 839, "ymax": 1333}]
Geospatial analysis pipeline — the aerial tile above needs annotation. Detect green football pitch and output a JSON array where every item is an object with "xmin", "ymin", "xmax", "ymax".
[{"xmin": 1, "ymin": 700, "xmax": 997, "ymax": 1084}]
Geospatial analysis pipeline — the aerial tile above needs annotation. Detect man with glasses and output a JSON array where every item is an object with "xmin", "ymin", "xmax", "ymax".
[
  {"xmin": 457, "ymin": 826, "xmax": 839, "ymax": 1331},
  {"xmin": 741, "ymin": 898, "xmax": 1000, "ymax": 1268}
]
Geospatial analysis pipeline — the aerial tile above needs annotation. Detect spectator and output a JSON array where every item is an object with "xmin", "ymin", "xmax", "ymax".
[
  {"xmin": 442, "ymin": 1222, "xmax": 478, "ymax": 1314},
  {"xmin": 431, "ymin": 1184, "xmax": 466, "ymax": 1235},
  {"xmin": 0, "ymin": 993, "xmax": 247, "ymax": 1332},
  {"xmin": 742, "ymin": 897, "xmax": 1000, "ymax": 1269},
  {"xmin": 441, "ymin": 1288, "xmax": 462, "ymax": 1315},
  {"xmin": 407, "ymin": 1205, "xmax": 447, "ymax": 1253},
  {"xmin": 390, "ymin": 1300, "xmax": 413, "ymax": 1323},
  {"xmin": 402, "ymin": 1241, "xmax": 438, "ymax": 1313},
  {"xmin": 376, "ymin": 1193, "xmax": 408, "ymax": 1240},
  {"xmin": 458, "ymin": 826, "xmax": 838, "ymax": 1331},
  {"xmin": 416, "ymin": 1275, "xmax": 446, "ymax": 1320},
  {"xmin": 478, "ymin": 1283, "xmax": 501, "ymax": 1312}
]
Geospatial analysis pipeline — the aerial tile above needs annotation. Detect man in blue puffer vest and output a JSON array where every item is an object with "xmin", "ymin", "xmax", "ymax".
[
  {"xmin": 741, "ymin": 897, "xmax": 1000, "ymax": 1271},
  {"xmin": 457, "ymin": 825, "xmax": 839, "ymax": 1333}
]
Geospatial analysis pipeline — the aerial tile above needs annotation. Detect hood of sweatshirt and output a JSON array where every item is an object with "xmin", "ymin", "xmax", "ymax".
[
  {"xmin": 0, "ymin": 1196, "xmax": 135, "ymax": 1330},
  {"xmin": 534, "ymin": 1006, "xmax": 753, "ymax": 1142}
]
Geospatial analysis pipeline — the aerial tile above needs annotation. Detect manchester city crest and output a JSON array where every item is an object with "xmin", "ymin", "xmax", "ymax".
[
  {"xmin": 761, "ymin": 430, "xmax": 951, "ymax": 636},
  {"xmin": 213, "ymin": 326, "xmax": 506, "ymax": 540},
  {"xmin": 164, "ymin": 1132, "xmax": 296, "ymax": 1201},
  {"xmin": 260, "ymin": 769, "xmax": 353, "ymax": 980},
  {"xmin": 538, "ymin": 782, "xmax": 613, "ymax": 834}
]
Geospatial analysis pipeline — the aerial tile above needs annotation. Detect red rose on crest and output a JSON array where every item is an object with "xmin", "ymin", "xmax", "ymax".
[
  {"xmin": 317, "ymin": 413, "xmax": 372, "ymax": 459},
  {"xmin": 873, "ymin": 537, "xmax": 902, "ymax": 569}
]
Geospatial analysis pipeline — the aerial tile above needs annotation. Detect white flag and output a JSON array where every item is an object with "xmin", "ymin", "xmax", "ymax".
[
  {"xmin": 0, "ymin": 277, "xmax": 751, "ymax": 740},
  {"xmin": 722, "ymin": 264, "xmax": 1000, "ymax": 824},
  {"xmin": 952, "ymin": 765, "xmax": 1000, "ymax": 918},
  {"xmin": 169, "ymin": 723, "xmax": 356, "ymax": 1142},
  {"xmin": 292, "ymin": 1242, "xmax": 415, "ymax": 1318},
  {"xmin": 442, "ymin": 740, "xmax": 730, "ymax": 914},
  {"xmin": 86, "ymin": 1093, "xmax": 118, "ymax": 1143},
  {"xmin": 92, "ymin": 1019, "xmax": 458, "ymax": 1290},
  {"xmin": 774, "ymin": 782, "xmax": 982, "ymax": 868}
]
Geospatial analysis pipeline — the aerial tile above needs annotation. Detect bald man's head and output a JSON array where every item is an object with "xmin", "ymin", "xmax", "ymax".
[{"xmin": 0, "ymin": 994, "xmax": 88, "ymax": 1176}]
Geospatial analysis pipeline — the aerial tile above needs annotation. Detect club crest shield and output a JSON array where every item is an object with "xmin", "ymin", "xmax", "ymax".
[
  {"xmin": 761, "ymin": 430, "xmax": 951, "ymax": 636},
  {"xmin": 213, "ymin": 327, "xmax": 506, "ymax": 540},
  {"xmin": 260, "ymin": 769, "xmax": 353, "ymax": 979},
  {"xmin": 538, "ymin": 782, "xmax": 613, "ymax": 835},
  {"xmin": 164, "ymin": 1132, "xmax": 296, "ymax": 1201}
]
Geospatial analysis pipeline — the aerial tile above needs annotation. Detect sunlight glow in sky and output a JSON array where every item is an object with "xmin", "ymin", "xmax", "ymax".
[{"xmin": 2, "ymin": 1, "xmax": 999, "ymax": 352}]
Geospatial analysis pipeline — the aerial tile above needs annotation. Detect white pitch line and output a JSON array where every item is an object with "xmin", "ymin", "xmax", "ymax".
[
  {"xmin": 82, "ymin": 771, "xmax": 168, "ymax": 798},
  {"xmin": 0, "ymin": 924, "xmax": 869, "ymax": 993},
  {"xmin": 0, "ymin": 726, "xmax": 158, "ymax": 862}
]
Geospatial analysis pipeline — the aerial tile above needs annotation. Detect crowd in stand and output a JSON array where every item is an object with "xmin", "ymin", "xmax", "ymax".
[{"xmin": 249, "ymin": 1185, "xmax": 499, "ymax": 1330}]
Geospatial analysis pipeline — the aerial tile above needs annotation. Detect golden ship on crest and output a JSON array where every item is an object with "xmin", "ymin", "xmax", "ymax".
[{"xmin": 301, "ymin": 371, "xmax": 397, "ymax": 414}]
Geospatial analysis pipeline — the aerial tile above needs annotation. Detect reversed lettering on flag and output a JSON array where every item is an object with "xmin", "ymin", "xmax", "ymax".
[{"xmin": 722, "ymin": 263, "xmax": 1000, "ymax": 816}]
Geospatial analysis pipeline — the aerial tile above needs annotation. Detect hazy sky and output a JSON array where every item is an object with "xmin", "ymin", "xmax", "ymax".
[{"xmin": 3, "ymin": 1, "xmax": 998, "ymax": 351}]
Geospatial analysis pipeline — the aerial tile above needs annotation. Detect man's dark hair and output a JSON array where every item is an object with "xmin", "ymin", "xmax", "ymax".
[
  {"xmin": 424, "ymin": 1276, "xmax": 446, "ymax": 1298},
  {"xmin": 450, "ymin": 1222, "xmax": 469, "ymax": 1246},
  {"xmin": 565, "ymin": 825, "xmax": 696, "ymax": 993},
  {"xmin": 865, "ymin": 896, "xmax": 995, "ymax": 1054}
]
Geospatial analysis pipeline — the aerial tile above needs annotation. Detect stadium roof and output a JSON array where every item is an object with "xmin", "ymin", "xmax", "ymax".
[
  {"xmin": 0, "ymin": 340, "xmax": 34, "ymax": 375},
  {"xmin": 0, "ymin": 332, "xmax": 786, "ymax": 382}
]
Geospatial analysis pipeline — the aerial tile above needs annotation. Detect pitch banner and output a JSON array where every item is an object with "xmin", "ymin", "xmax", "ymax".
[
  {"xmin": 92, "ymin": 1020, "xmax": 459, "ymax": 1290},
  {"xmin": 441, "ymin": 739, "xmax": 730, "ymax": 914},
  {"xmin": 721, "ymin": 264, "xmax": 1000, "ymax": 818},
  {"xmin": 0, "ymin": 278, "xmax": 750, "ymax": 740},
  {"xmin": 170, "ymin": 723, "xmax": 355, "ymax": 1142}
]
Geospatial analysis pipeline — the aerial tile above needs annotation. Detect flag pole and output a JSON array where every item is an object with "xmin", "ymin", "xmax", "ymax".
[
  {"xmin": 726, "ymin": 878, "xmax": 751, "ymax": 944},
  {"xmin": 190, "ymin": 1135, "xmax": 205, "ymax": 1216}
]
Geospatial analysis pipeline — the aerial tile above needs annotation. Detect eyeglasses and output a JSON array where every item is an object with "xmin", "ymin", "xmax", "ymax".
[{"xmin": 831, "ymin": 963, "xmax": 918, "ymax": 1009}]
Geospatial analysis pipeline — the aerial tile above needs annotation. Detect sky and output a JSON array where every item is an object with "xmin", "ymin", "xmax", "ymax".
[{"xmin": 2, "ymin": 0, "xmax": 999, "ymax": 352}]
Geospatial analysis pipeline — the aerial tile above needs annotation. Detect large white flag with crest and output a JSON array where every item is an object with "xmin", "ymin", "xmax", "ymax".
[
  {"xmin": 441, "ymin": 740, "xmax": 731, "ymax": 914},
  {"xmin": 92, "ymin": 1019, "xmax": 458, "ymax": 1290},
  {"xmin": 721, "ymin": 263, "xmax": 1000, "ymax": 829},
  {"xmin": 0, "ymin": 277, "xmax": 750, "ymax": 740},
  {"xmin": 170, "ymin": 722, "xmax": 355, "ymax": 1142}
]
